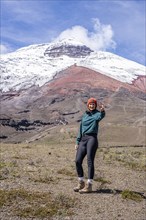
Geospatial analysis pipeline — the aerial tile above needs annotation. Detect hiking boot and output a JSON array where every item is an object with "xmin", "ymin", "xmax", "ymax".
[
  {"xmin": 79, "ymin": 182, "xmax": 92, "ymax": 193},
  {"xmin": 74, "ymin": 180, "xmax": 85, "ymax": 192}
]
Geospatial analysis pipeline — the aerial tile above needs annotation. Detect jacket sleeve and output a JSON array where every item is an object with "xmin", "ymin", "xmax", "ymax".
[
  {"xmin": 76, "ymin": 121, "xmax": 82, "ymax": 145},
  {"xmin": 98, "ymin": 110, "xmax": 106, "ymax": 121}
]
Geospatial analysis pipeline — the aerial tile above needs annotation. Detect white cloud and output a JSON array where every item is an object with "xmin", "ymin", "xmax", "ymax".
[
  {"xmin": 54, "ymin": 18, "xmax": 116, "ymax": 51},
  {"xmin": 0, "ymin": 44, "xmax": 13, "ymax": 54}
]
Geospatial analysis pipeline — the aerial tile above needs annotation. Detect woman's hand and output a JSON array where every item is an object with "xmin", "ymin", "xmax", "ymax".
[
  {"xmin": 100, "ymin": 105, "xmax": 105, "ymax": 111},
  {"xmin": 99, "ymin": 104, "xmax": 105, "ymax": 112},
  {"xmin": 75, "ymin": 144, "xmax": 79, "ymax": 150}
]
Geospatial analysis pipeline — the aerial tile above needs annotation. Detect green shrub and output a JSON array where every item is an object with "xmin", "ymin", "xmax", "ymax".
[{"xmin": 121, "ymin": 189, "xmax": 143, "ymax": 202}]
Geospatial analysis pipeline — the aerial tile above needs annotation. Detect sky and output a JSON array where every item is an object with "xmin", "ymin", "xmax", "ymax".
[{"xmin": 0, "ymin": 0, "xmax": 146, "ymax": 66}]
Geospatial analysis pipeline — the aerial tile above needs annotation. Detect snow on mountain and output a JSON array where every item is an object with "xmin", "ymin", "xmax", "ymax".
[
  {"xmin": 0, "ymin": 38, "xmax": 145, "ymax": 92},
  {"xmin": 46, "ymin": 38, "xmax": 86, "ymax": 50}
]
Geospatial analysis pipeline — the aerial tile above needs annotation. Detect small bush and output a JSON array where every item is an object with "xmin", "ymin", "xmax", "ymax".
[{"xmin": 121, "ymin": 189, "xmax": 143, "ymax": 202}]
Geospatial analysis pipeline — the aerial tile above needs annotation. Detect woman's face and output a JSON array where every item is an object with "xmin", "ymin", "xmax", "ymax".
[{"xmin": 88, "ymin": 102, "xmax": 96, "ymax": 111}]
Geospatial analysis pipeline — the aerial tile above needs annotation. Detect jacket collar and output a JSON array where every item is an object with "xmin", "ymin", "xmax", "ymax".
[{"xmin": 86, "ymin": 109, "xmax": 97, "ymax": 114}]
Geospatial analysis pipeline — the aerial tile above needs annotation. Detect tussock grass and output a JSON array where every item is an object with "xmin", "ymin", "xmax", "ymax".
[
  {"xmin": 0, "ymin": 160, "xmax": 19, "ymax": 180},
  {"xmin": 94, "ymin": 177, "xmax": 111, "ymax": 185},
  {"xmin": 121, "ymin": 189, "xmax": 144, "ymax": 202},
  {"xmin": 31, "ymin": 174, "xmax": 59, "ymax": 184},
  {"xmin": 12, "ymin": 155, "xmax": 28, "ymax": 160},
  {"xmin": 102, "ymin": 147, "xmax": 146, "ymax": 171},
  {"xmin": 0, "ymin": 161, "xmax": 6, "ymax": 169},
  {"xmin": 0, "ymin": 188, "xmax": 79, "ymax": 218},
  {"xmin": 0, "ymin": 160, "xmax": 18, "ymax": 169},
  {"xmin": 57, "ymin": 168, "xmax": 75, "ymax": 177}
]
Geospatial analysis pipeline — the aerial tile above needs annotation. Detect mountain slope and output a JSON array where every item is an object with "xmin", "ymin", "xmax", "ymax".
[
  {"xmin": 0, "ymin": 65, "xmax": 145, "ymax": 143},
  {"xmin": 0, "ymin": 39, "xmax": 145, "ymax": 144},
  {"xmin": 1, "ymin": 38, "xmax": 145, "ymax": 92},
  {"xmin": 46, "ymin": 65, "xmax": 144, "ymax": 94}
]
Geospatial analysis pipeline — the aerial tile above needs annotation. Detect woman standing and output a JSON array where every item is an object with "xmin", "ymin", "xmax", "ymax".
[{"xmin": 74, "ymin": 97, "xmax": 105, "ymax": 193}]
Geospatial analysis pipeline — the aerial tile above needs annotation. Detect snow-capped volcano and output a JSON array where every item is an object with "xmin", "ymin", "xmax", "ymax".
[
  {"xmin": 0, "ymin": 38, "xmax": 146, "ymax": 144},
  {"xmin": 0, "ymin": 38, "xmax": 145, "ymax": 92}
]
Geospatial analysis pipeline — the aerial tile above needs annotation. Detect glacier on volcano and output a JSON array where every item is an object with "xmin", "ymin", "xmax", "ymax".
[{"xmin": 0, "ymin": 38, "xmax": 145, "ymax": 92}]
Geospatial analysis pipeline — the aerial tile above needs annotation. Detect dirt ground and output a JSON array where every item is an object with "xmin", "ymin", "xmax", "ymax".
[{"xmin": 0, "ymin": 126, "xmax": 146, "ymax": 220}]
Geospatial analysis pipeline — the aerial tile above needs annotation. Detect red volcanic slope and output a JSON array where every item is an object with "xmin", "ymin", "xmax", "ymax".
[
  {"xmin": 46, "ymin": 65, "xmax": 144, "ymax": 94},
  {"xmin": 132, "ymin": 76, "xmax": 146, "ymax": 93}
]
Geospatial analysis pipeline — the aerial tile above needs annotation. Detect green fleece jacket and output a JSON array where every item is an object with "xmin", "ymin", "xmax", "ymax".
[{"xmin": 76, "ymin": 109, "xmax": 105, "ymax": 144}]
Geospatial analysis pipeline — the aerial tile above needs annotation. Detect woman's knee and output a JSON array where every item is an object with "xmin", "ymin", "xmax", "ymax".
[
  {"xmin": 87, "ymin": 157, "xmax": 94, "ymax": 167},
  {"xmin": 75, "ymin": 158, "xmax": 82, "ymax": 166}
]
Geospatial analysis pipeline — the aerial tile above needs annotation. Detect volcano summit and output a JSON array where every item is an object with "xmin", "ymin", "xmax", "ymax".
[
  {"xmin": 0, "ymin": 38, "xmax": 146, "ymax": 144},
  {"xmin": 1, "ymin": 38, "xmax": 145, "ymax": 92}
]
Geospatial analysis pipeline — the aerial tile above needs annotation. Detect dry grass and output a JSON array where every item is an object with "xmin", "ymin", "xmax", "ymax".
[
  {"xmin": 0, "ymin": 188, "xmax": 78, "ymax": 218},
  {"xmin": 0, "ymin": 130, "xmax": 146, "ymax": 219},
  {"xmin": 102, "ymin": 146, "xmax": 146, "ymax": 171}
]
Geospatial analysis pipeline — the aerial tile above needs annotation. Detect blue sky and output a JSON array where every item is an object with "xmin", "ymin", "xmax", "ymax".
[{"xmin": 1, "ymin": 0, "xmax": 145, "ymax": 65}]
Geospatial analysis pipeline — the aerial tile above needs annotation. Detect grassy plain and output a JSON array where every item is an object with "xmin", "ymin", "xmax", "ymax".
[{"xmin": 0, "ymin": 125, "xmax": 146, "ymax": 220}]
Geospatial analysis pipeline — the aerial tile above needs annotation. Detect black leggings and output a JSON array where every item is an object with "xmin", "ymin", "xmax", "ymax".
[{"xmin": 75, "ymin": 134, "xmax": 98, "ymax": 179}]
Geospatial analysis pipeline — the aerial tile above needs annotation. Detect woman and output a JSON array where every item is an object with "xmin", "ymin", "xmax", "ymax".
[{"xmin": 74, "ymin": 97, "xmax": 105, "ymax": 193}]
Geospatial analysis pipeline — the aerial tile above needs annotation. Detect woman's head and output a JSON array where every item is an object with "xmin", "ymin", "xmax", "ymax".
[{"xmin": 87, "ymin": 98, "xmax": 97, "ymax": 111}]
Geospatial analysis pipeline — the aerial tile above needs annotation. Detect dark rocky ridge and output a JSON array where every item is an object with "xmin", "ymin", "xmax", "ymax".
[
  {"xmin": 44, "ymin": 44, "xmax": 93, "ymax": 57},
  {"xmin": 0, "ymin": 118, "xmax": 68, "ymax": 132}
]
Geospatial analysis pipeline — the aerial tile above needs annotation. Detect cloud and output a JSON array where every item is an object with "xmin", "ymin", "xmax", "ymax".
[
  {"xmin": 0, "ymin": 44, "xmax": 13, "ymax": 54},
  {"xmin": 53, "ymin": 18, "xmax": 116, "ymax": 51}
]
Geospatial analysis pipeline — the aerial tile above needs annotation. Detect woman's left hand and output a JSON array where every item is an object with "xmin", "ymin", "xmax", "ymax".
[{"xmin": 100, "ymin": 104, "xmax": 105, "ymax": 112}]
